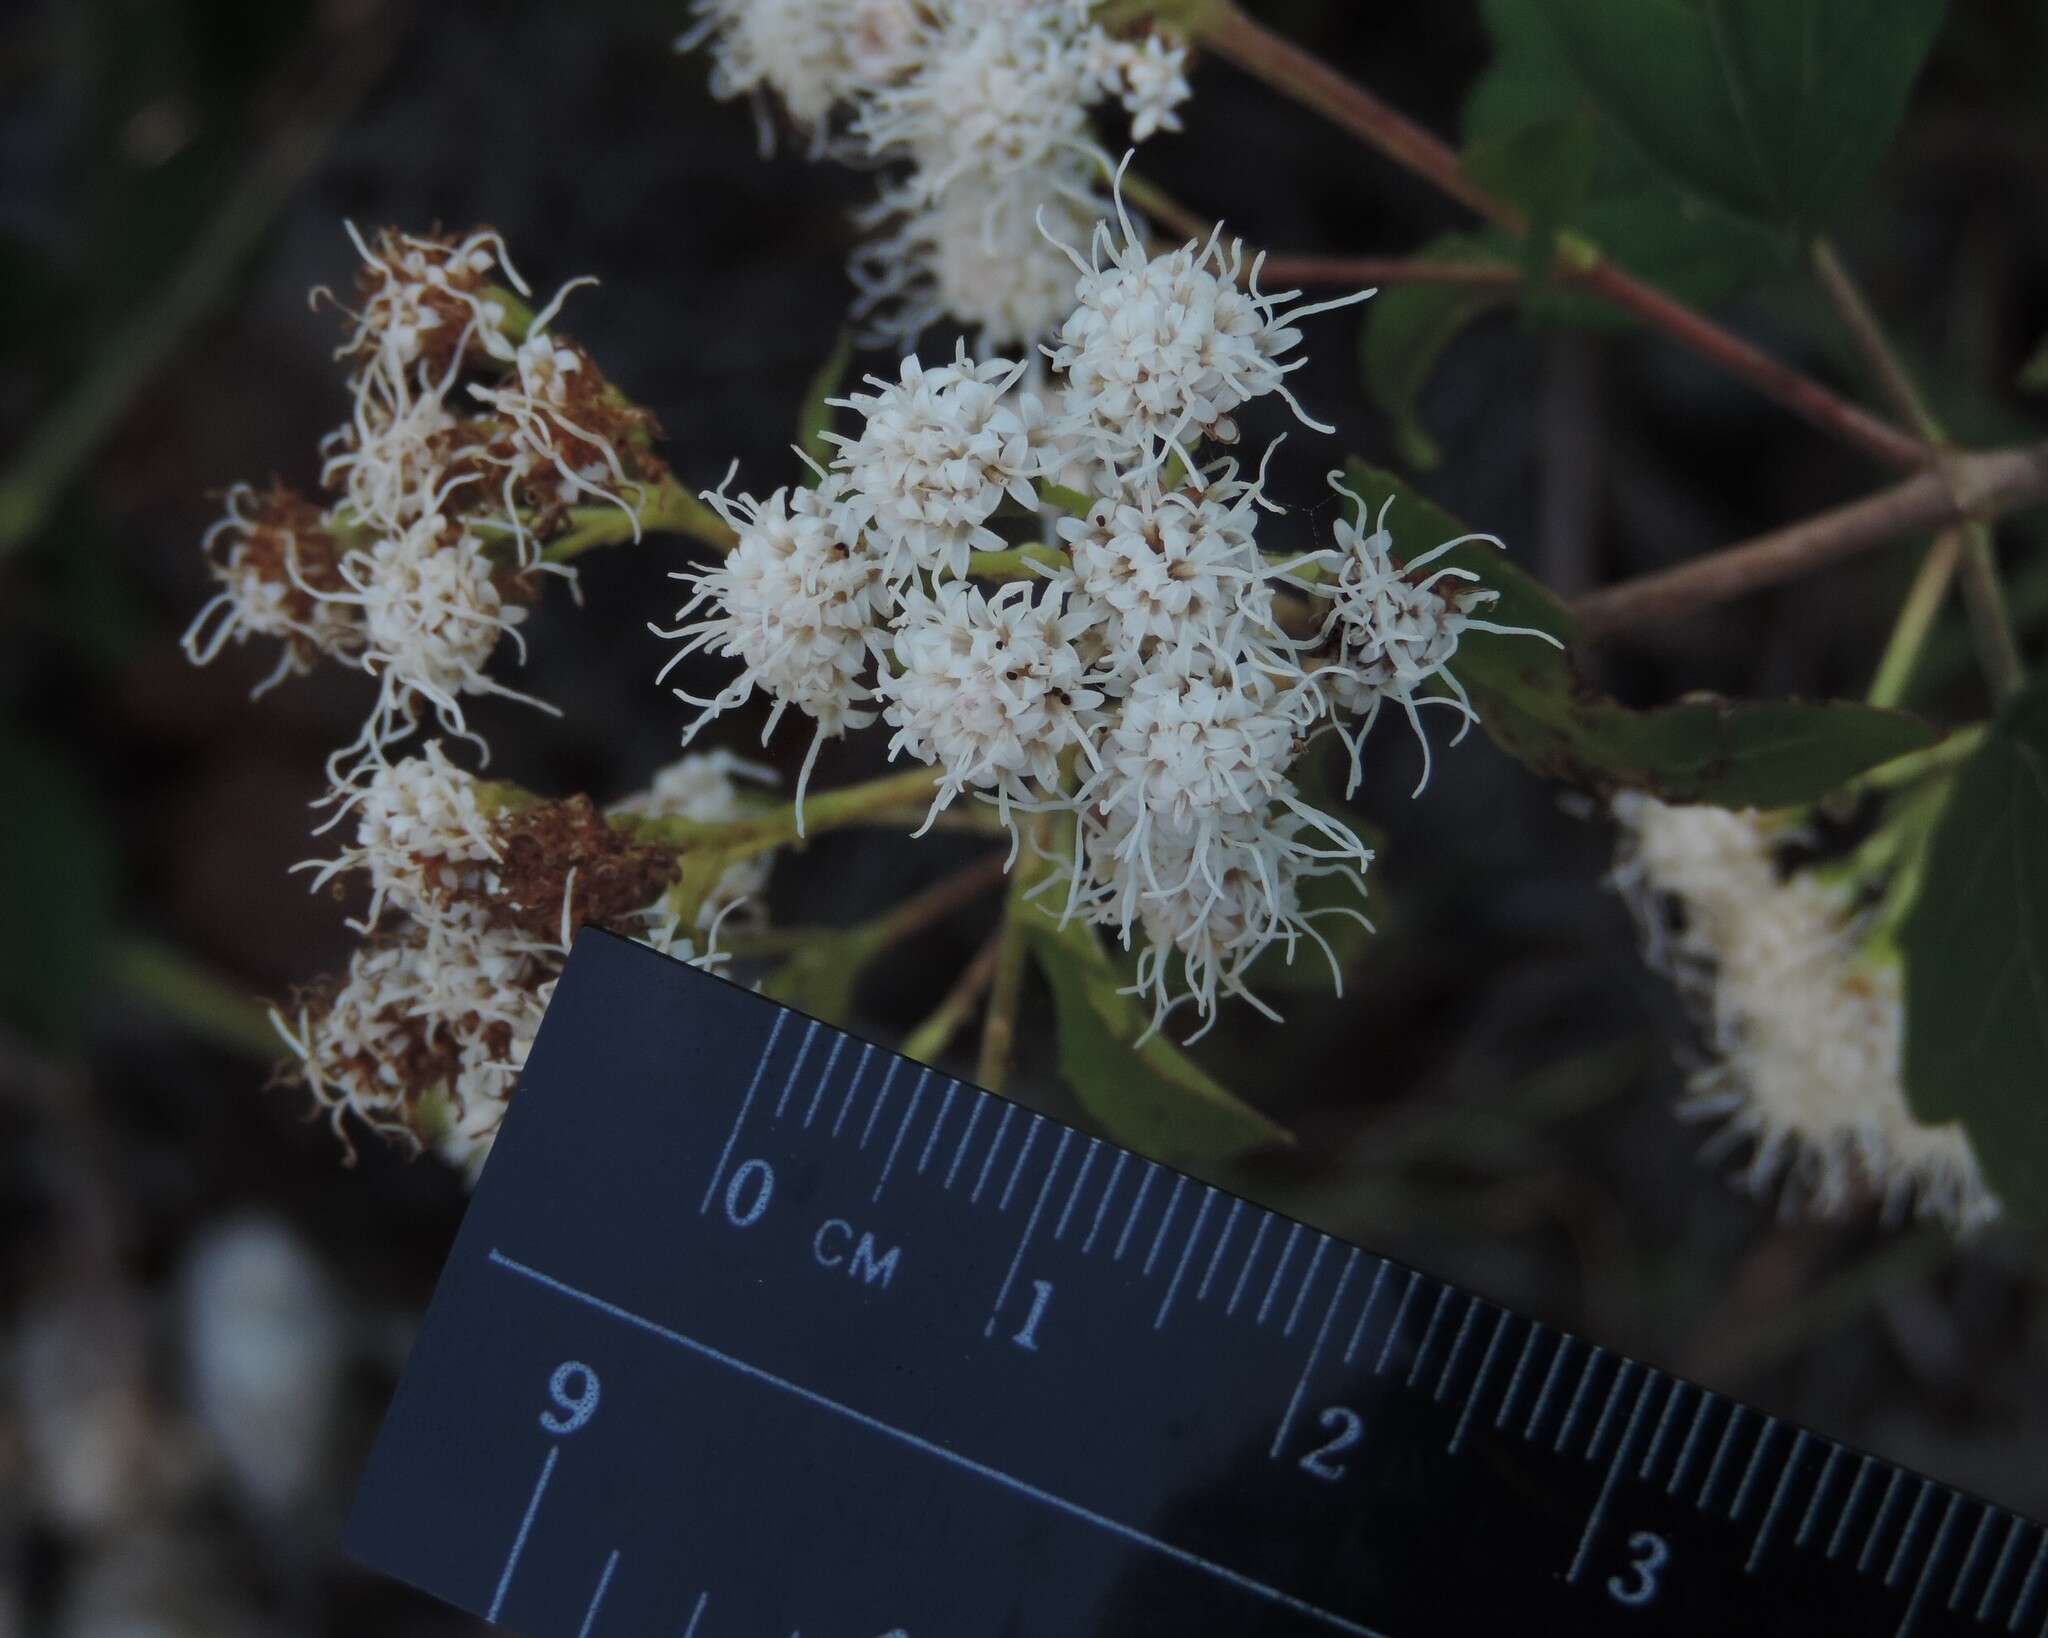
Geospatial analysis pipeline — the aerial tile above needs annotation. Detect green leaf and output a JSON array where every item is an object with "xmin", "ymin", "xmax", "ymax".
[
  {"xmin": 1467, "ymin": 0, "xmax": 1794, "ymax": 310},
  {"xmin": 1021, "ymin": 903, "xmax": 1291, "ymax": 1165},
  {"xmin": 1536, "ymin": 0, "xmax": 1948, "ymax": 232},
  {"xmin": 1901, "ymin": 681, "xmax": 2048, "ymax": 1222},
  {"xmin": 1360, "ymin": 233, "xmax": 1518, "ymax": 470},
  {"xmin": 797, "ymin": 328, "xmax": 855, "ymax": 474},
  {"xmin": 0, "ymin": 733, "xmax": 117, "ymax": 1046},
  {"xmin": 1463, "ymin": 111, "xmax": 1597, "ymax": 294},
  {"xmin": 763, "ymin": 925, "xmax": 880, "ymax": 1026},
  {"xmin": 2018, "ymin": 333, "xmax": 2048, "ymax": 395},
  {"xmin": 1341, "ymin": 462, "xmax": 1942, "ymax": 806}
]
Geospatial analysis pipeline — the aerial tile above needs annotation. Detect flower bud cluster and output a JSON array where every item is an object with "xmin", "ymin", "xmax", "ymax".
[
  {"xmin": 665, "ymin": 205, "xmax": 1552, "ymax": 1030},
  {"xmin": 1612, "ymin": 794, "xmax": 1996, "ymax": 1228},
  {"xmin": 683, "ymin": 0, "xmax": 1193, "ymax": 346},
  {"xmin": 185, "ymin": 225, "xmax": 666, "ymax": 778}
]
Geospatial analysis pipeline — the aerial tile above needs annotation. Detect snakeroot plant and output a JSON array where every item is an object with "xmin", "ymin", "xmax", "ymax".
[{"xmin": 188, "ymin": 1, "xmax": 2048, "ymax": 1241}]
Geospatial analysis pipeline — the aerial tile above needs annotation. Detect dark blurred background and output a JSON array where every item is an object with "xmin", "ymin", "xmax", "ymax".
[{"xmin": 4, "ymin": 1, "xmax": 2048, "ymax": 1632}]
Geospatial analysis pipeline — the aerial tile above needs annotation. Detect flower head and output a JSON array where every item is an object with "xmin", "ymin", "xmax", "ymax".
[
  {"xmin": 182, "ymin": 483, "xmax": 362, "ymax": 691},
  {"xmin": 1613, "ymin": 795, "xmax": 1997, "ymax": 1229},
  {"xmin": 877, "ymin": 577, "xmax": 1104, "ymax": 833}
]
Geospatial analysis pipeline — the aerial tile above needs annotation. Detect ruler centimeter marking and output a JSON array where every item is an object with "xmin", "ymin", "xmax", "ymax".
[{"xmin": 349, "ymin": 932, "xmax": 2045, "ymax": 1638}]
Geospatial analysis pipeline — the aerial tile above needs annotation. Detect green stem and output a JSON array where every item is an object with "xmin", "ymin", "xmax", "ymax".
[
  {"xmin": 1855, "ymin": 723, "xmax": 1988, "ymax": 794},
  {"xmin": 108, "ymin": 936, "xmax": 281, "ymax": 1060},
  {"xmin": 1812, "ymin": 238, "xmax": 2027, "ymax": 701},
  {"xmin": 968, "ymin": 544, "xmax": 1068, "ymax": 581},
  {"xmin": 538, "ymin": 479, "xmax": 737, "ymax": 564},
  {"xmin": 903, "ymin": 932, "xmax": 1003, "ymax": 1065},
  {"xmin": 976, "ymin": 820, "xmax": 1053, "ymax": 1093},
  {"xmin": 623, "ymin": 765, "xmax": 941, "ymax": 859},
  {"xmin": 1866, "ymin": 531, "xmax": 1961, "ymax": 708}
]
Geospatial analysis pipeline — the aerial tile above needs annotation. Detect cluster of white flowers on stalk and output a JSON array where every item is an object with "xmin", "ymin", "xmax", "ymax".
[
  {"xmin": 683, "ymin": 0, "xmax": 1193, "ymax": 345},
  {"xmin": 185, "ymin": 225, "xmax": 668, "ymax": 778},
  {"xmin": 186, "ymin": 228, "xmax": 750, "ymax": 1173},
  {"xmin": 663, "ymin": 199, "xmax": 1555, "ymax": 1032},
  {"xmin": 1612, "ymin": 794, "xmax": 1996, "ymax": 1229}
]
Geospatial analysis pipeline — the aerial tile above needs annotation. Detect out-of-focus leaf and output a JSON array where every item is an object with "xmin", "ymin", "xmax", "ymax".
[
  {"xmin": 1468, "ymin": 0, "xmax": 1787, "ymax": 316},
  {"xmin": 1901, "ymin": 680, "xmax": 2048, "ymax": 1224},
  {"xmin": 763, "ymin": 934, "xmax": 869, "ymax": 1026},
  {"xmin": 0, "ymin": 733, "xmax": 117, "ymax": 1046},
  {"xmin": 1341, "ymin": 462, "xmax": 1942, "ymax": 805},
  {"xmin": 2018, "ymin": 334, "xmax": 2048, "ymax": 394},
  {"xmin": 1022, "ymin": 904, "xmax": 1291, "ymax": 1165},
  {"xmin": 1463, "ymin": 110, "xmax": 1596, "ymax": 293},
  {"xmin": 1537, "ymin": 0, "xmax": 1948, "ymax": 232},
  {"xmin": 1360, "ymin": 233, "xmax": 1518, "ymax": 470},
  {"xmin": 797, "ymin": 328, "xmax": 855, "ymax": 473}
]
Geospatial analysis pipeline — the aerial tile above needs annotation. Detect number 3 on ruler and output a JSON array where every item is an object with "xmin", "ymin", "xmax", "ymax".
[
  {"xmin": 539, "ymin": 1362, "xmax": 601, "ymax": 1436},
  {"xmin": 1606, "ymin": 1530, "xmax": 1669, "ymax": 1608}
]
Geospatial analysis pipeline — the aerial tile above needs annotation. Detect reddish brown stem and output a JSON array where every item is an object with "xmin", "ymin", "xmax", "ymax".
[
  {"xmin": 1570, "ymin": 442, "xmax": 2048, "ymax": 637},
  {"xmin": 1200, "ymin": 3, "xmax": 1929, "ymax": 474},
  {"xmin": 1257, "ymin": 255, "xmax": 1523, "ymax": 291}
]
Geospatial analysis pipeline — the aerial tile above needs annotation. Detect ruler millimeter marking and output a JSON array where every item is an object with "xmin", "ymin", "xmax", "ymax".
[{"xmin": 348, "ymin": 931, "xmax": 2041, "ymax": 1637}]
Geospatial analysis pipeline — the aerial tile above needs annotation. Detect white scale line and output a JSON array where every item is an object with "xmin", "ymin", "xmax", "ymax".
[
  {"xmin": 986, "ymin": 1127, "xmax": 1071, "ymax": 1339},
  {"xmin": 1406, "ymin": 1286, "xmax": 1454, "ymax": 1390},
  {"xmin": 998, "ymin": 1117, "xmax": 1043, "ymax": 1214},
  {"xmin": 800, "ymin": 1034, "xmax": 845, "ymax": 1128},
  {"xmin": 1197, "ymin": 1199, "xmax": 1244, "ymax": 1303},
  {"xmin": 1950, "ymin": 1505, "xmax": 1996, "ymax": 1615},
  {"xmin": 1667, "ymin": 1391, "xmax": 1716, "ymax": 1497},
  {"xmin": 1728, "ymin": 1419, "xmax": 1780, "ymax": 1521},
  {"xmin": 1828, "ymin": 1457, "xmax": 1876, "ymax": 1560},
  {"xmin": 1052, "ymin": 1142, "xmax": 1100, "ymax": 1241},
  {"xmin": 944, "ymin": 1098, "xmax": 988, "ymax": 1192},
  {"xmin": 1257, "ymin": 1224, "xmax": 1304, "ymax": 1327},
  {"xmin": 1113, "ymin": 1167, "xmax": 1160, "ymax": 1262},
  {"xmin": 1887, "ymin": 1481, "xmax": 1936, "ymax": 1590},
  {"xmin": 1550, "ymin": 1348, "xmax": 1603, "ymax": 1455},
  {"xmin": 487, "ymin": 1444, "xmax": 560, "ymax": 1622},
  {"xmin": 1565, "ymin": 1364, "xmax": 1648, "ymax": 1586},
  {"xmin": 1977, "ymin": 1516, "xmax": 2028, "ymax": 1622},
  {"xmin": 1795, "ymin": 1444, "xmax": 1843, "ymax": 1548},
  {"xmin": 1697, "ymin": 1404, "xmax": 1749, "ymax": 1512},
  {"xmin": 872, "ymin": 1068, "xmax": 932, "ymax": 1203},
  {"xmin": 1449, "ymin": 1310, "xmax": 1512, "ymax": 1453},
  {"xmin": 916, "ymin": 1080, "xmax": 958, "ymax": 1175},
  {"xmin": 859, "ymin": 1057, "xmax": 904, "ymax": 1150},
  {"xmin": 1155, "ymin": 1189, "xmax": 1217, "ymax": 1331},
  {"xmin": 1493, "ymin": 1322, "xmax": 1544, "ymax": 1431},
  {"xmin": 1343, "ymin": 1261, "xmax": 1393, "ymax": 1368},
  {"xmin": 1081, "ymin": 1151, "xmax": 1129, "ymax": 1255},
  {"xmin": 1638, "ymin": 1379, "xmax": 1689, "ymax": 1483},
  {"xmin": 699, "ymin": 1012, "xmax": 787, "ymax": 1215},
  {"xmin": 1225, "ymin": 1216, "xmax": 1273, "ymax": 1317},
  {"xmin": 1896, "ymin": 1493, "xmax": 1962, "ymax": 1638},
  {"xmin": 1523, "ymin": 1335, "xmax": 1575, "ymax": 1442},
  {"xmin": 772, "ymin": 1020, "xmax": 821, "ymax": 1121},
  {"xmin": 1144, "ymin": 1177, "xmax": 1189, "ymax": 1277},
  {"xmin": 1282, "ymin": 1237, "xmax": 1330, "ymax": 1339},
  {"xmin": 681, "ymin": 1592, "xmax": 709, "ymax": 1638},
  {"xmin": 1859, "ymin": 1469, "xmax": 1909, "ymax": 1576},
  {"xmin": 1271, "ymin": 1248, "xmax": 1360, "ymax": 1460},
  {"xmin": 1431, "ymin": 1296, "xmax": 1479, "ymax": 1404},
  {"xmin": 2007, "ymin": 1531, "xmax": 2048, "ymax": 1630},
  {"xmin": 1374, "ymin": 1271, "xmax": 1421, "ymax": 1377},
  {"xmin": 488, "ymin": 1250, "xmax": 1391, "ymax": 1638},
  {"xmin": 830, "ymin": 1043, "xmax": 874, "ymax": 1139},
  {"xmin": 1586, "ymin": 1367, "xmax": 1641, "ymax": 1465},
  {"xmin": 579, "ymin": 1549, "xmax": 620, "ymax": 1638},
  {"xmin": 971, "ymin": 1104, "xmax": 1018, "ymax": 1205},
  {"xmin": 1746, "ymin": 1429, "xmax": 1809, "ymax": 1571}
]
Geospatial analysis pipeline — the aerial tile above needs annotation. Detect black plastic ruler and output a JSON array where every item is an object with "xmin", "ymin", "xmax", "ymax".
[{"xmin": 349, "ymin": 928, "xmax": 2043, "ymax": 1637}]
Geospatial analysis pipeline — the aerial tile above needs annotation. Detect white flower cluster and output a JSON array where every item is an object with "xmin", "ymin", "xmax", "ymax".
[
  {"xmin": 280, "ymin": 744, "xmax": 752, "ymax": 1174},
  {"xmin": 663, "ymin": 208, "xmax": 1551, "ymax": 1031},
  {"xmin": 185, "ymin": 225, "xmax": 664, "ymax": 780},
  {"xmin": 1612, "ymin": 794, "xmax": 1997, "ymax": 1229},
  {"xmin": 684, "ymin": 0, "xmax": 1193, "ymax": 345}
]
